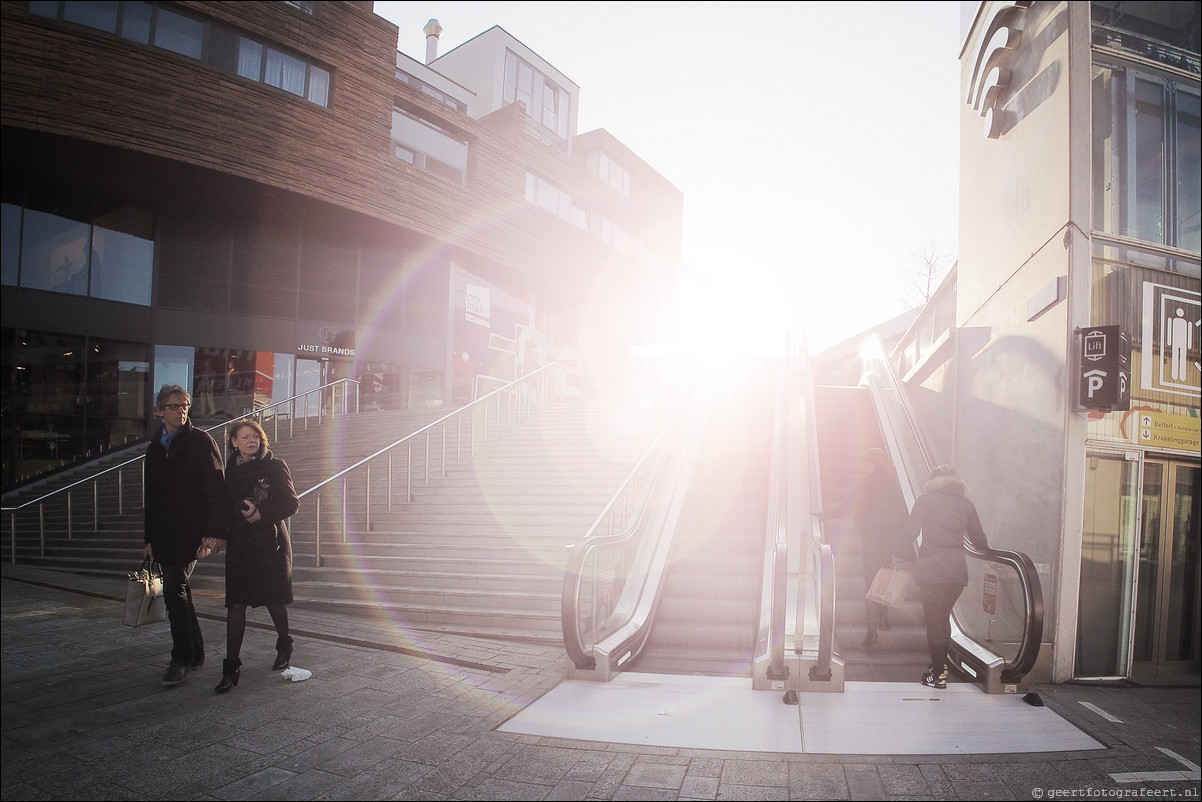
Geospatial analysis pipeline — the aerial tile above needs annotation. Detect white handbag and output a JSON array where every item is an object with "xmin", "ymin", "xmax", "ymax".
[{"xmin": 123, "ymin": 558, "xmax": 165, "ymax": 627}]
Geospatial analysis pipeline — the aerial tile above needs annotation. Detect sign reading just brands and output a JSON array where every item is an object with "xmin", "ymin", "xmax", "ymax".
[{"xmin": 297, "ymin": 326, "xmax": 355, "ymax": 359}]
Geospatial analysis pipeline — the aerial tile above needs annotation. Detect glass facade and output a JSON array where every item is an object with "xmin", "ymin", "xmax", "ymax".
[
  {"xmin": 1076, "ymin": 451, "xmax": 1139, "ymax": 678},
  {"xmin": 1, "ymin": 328, "xmax": 150, "ymax": 489},
  {"xmin": 2, "ymin": 199, "xmax": 154, "ymax": 307},
  {"xmin": 1080, "ymin": 5, "xmax": 1201, "ymax": 681}
]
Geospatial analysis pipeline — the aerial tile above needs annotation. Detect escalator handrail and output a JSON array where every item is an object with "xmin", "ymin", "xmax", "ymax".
[
  {"xmin": 759, "ymin": 365, "xmax": 791, "ymax": 680},
  {"xmin": 815, "ymin": 534, "xmax": 835, "ymax": 678},
  {"xmin": 965, "ymin": 542, "xmax": 1045, "ymax": 681},
  {"xmin": 561, "ymin": 415, "xmax": 678, "ymax": 671},
  {"xmin": 802, "ymin": 345, "xmax": 837, "ymax": 678},
  {"xmin": 861, "ymin": 333, "xmax": 1044, "ymax": 684}
]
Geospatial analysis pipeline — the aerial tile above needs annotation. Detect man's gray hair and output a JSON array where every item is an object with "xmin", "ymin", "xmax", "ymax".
[{"xmin": 155, "ymin": 384, "xmax": 191, "ymax": 409}]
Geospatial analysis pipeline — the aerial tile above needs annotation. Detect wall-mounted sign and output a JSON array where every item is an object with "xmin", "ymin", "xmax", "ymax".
[
  {"xmin": 983, "ymin": 573, "xmax": 998, "ymax": 615},
  {"xmin": 1141, "ymin": 282, "xmax": 1200, "ymax": 401},
  {"xmin": 1134, "ymin": 411, "xmax": 1201, "ymax": 453},
  {"xmin": 297, "ymin": 326, "xmax": 355, "ymax": 359},
  {"xmin": 1078, "ymin": 325, "xmax": 1130, "ymax": 410},
  {"xmin": 466, "ymin": 284, "xmax": 491, "ymax": 328}
]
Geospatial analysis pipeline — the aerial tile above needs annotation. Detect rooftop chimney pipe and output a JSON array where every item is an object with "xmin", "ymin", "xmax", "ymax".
[{"xmin": 424, "ymin": 19, "xmax": 443, "ymax": 64}]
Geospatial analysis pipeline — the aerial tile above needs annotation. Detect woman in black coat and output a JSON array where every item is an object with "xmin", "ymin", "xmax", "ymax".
[
  {"xmin": 896, "ymin": 465, "xmax": 990, "ymax": 689},
  {"xmin": 822, "ymin": 448, "xmax": 909, "ymax": 646},
  {"xmin": 215, "ymin": 418, "xmax": 300, "ymax": 693}
]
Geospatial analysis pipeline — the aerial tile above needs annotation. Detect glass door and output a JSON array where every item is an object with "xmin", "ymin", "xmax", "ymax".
[{"xmin": 1132, "ymin": 459, "xmax": 1201, "ymax": 678}]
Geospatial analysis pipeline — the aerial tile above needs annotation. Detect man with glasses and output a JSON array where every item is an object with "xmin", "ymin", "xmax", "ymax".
[{"xmin": 144, "ymin": 384, "xmax": 227, "ymax": 686}]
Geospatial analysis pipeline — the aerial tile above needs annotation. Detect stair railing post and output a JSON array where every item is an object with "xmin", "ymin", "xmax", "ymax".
[
  {"xmin": 365, "ymin": 463, "xmax": 372, "ymax": 533},
  {"xmin": 93, "ymin": 478, "xmax": 99, "ymax": 529},
  {"xmin": 340, "ymin": 477, "xmax": 348, "ymax": 543},
  {"xmin": 424, "ymin": 430, "xmax": 430, "ymax": 487},
  {"xmin": 9, "ymin": 511, "xmax": 15, "ymax": 564},
  {"xmin": 66, "ymin": 490, "xmax": 73, "ymax": 540},
  {"xmin": 441, "ymin": 423, "xmax": 447, "ymax": 478},
  {"xmin": 406, "ymin": 442, "xmax": 413, "ymax": 503},
  {"xmin": 314, "ymin": 495, "xmax": 322, "ymax": 567},
  {"xmin": 117, "ymin": 468, "xmax": 124, "ymax": 516},
  {"xmin": 387, "ymin": 452, "xmax": 394, "ymax": 512},
  {"xmin": 38, "ymin": 503, "xmax": 45, "ymax": 557}
]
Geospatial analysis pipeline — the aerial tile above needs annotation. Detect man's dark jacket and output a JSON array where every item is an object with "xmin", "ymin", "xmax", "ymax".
[{"xmin": 144, "ymin": 420, "xmax": 226, "ymax": 564}]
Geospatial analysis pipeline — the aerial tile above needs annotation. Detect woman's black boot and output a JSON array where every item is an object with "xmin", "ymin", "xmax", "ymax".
[
  {"xmin": 272, "ymin": 635, "xmax": 293, "ymax": 671},
  {"xmin": 215, "ymin": 658, "xmax": 241, "ymax": 693}
]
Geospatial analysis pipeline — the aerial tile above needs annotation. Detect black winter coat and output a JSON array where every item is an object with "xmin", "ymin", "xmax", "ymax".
[
  {"xmin": 828, "ymin": 466, "xmax": 910, "ymax": 582},
  {"xmin": 897, "ymin": 475, "xmax": 990, "ymax": 587},
  {"xmin": 144, "ymin": 421, "xmax": 226, "ymax": 564},
  {"xmin": 224, "ymin": 447, "xmax": 299, "ymax": 608}
]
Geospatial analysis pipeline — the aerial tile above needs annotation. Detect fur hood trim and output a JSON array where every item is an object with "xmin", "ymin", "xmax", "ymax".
[{"xmin": 925, "ymin": 474, "xmax": 971, "ymax": 499}]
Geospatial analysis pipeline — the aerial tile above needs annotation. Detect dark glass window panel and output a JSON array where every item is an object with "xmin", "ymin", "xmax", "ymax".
[
  {"xmin": 20, "ymin": 209, "xmax": 90, "ymax": 296},
  {"xmin": 153, "ymin": 7, "xmax": 204, "ymax": 60},
  {"xmin": 62, "ymin": 0, "xmax": 118, "ymax": 33}
]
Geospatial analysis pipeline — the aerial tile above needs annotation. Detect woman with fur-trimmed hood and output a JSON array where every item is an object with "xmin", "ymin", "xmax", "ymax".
[{"xmin": 895, "ymin": 465, "xmax": 990, "ymax": 689}]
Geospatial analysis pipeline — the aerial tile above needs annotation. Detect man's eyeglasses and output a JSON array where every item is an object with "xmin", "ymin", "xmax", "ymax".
[{"xmin": 162, "ymin": 403, "xmax": 190, "ymax": 411}]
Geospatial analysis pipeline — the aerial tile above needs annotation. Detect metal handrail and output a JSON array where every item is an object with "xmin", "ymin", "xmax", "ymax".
[
  {"xmin": 3, "ymin": 377, "xmax": 361, "ymax": 562},
  {"xmin": 561, "ymin": 416, "xmax": 678, "ymax": 671},
  {"xmin": 235, "ymin": 378, "xmax": 361, "ymax": 447},
  {"xmin": 754, "ymin": 362, "xmax": 791, "ymax": 684},
  {"xmin": 297, "ymin": 363, "xmax": 565, "ymax": 567},
  {"xmin": 795, "ymin": 339, "xmax": 836, "ymax": 683},
  {"xmin": 560, "ymin": 407, "xmax": 704, "ymax": 681}
]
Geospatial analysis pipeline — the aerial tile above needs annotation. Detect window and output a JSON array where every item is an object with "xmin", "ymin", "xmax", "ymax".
[
  {"xmin": 596, "ymin": 152, "xmax": 631, "ymax": 197},
  {"xmin": 524, "ymin": 174, "xmax": 587, "ymax": 230},
  {"xmin": 152, "ymin": 6, "xmax": 203, "ymax": 59},
  {"xmin": 396, "ymin": 69, "xmax": 468, "ymax": 113},
  {"xmin": 6, "ymin": 191, "xmax": 153, "ymax": 305},
  {"xmin": 503, "ymin": 51, "xmax": 570, "ymax": 140},
  {"xmin": 29, "ymin": 1, "xmax": 332, "ymax": 108},
  {"xmin": 1093, "ymin": 61, "xmax": 1201, "ymax": 253},
  {"xmin": 91, "ymin": 204, "xmax": 153, "ymax": 305},
  {"xmin": 20, "ymin": 209, "xmax": 91, "ymax": 296},
  {"xmin": 391, "ymin": 109, "xmax": 468, "ymax": 184}
]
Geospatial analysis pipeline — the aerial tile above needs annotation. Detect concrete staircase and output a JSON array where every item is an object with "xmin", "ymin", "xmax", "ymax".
[{"xmin": 1, "ymin": 401, "xmax": 667, "ymax": 644}]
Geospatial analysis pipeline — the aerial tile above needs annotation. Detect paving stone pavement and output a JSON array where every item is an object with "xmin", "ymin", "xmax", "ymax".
[{"xmin": 2, "ymin": 563, "xmax": 1199, "ymax": 801}]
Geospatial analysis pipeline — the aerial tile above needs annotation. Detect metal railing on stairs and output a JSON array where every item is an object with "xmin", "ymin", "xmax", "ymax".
[
  {"xmin": 3, "ymin": 378, "xmax": 361, "ymax": 563},
  {"xmin": 298, "ymin": 363, "xmax": 567, "ymax": 567}
]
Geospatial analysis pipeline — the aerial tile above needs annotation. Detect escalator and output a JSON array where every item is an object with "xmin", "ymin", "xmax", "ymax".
[
  {"xmin": 564, "ymin": 338, "xmax": 1042, "ymax": 695},
  {"xmin": 624, "ymin": 377, "xmax": 773, "ymax": 676},
  {"xmin": 809, "ymin": 336, "xmax": 1045, "ymax": 693},
  {"xmin": 813, "ymin": 384, "xmax": 933, "ymax": 682}
]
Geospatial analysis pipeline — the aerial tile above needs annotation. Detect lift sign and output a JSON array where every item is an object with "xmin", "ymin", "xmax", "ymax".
[{"xmin": 983, "ymin": 572, "xmax": 998, "ymax": 615}]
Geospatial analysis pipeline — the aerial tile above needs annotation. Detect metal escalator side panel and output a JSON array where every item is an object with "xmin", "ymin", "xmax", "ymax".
[{"xmin": 564, "ymin": 409, "xmax": 707, "ymax": 681}]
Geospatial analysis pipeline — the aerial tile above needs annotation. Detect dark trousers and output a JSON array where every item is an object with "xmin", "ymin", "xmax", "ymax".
[
  {"xmin": 918, "ymin": 582, "xmax": 963, "ymax": 668},
  {"xmin": 161, "ymin": 560, "xmax": 204, "ymax": 665}
]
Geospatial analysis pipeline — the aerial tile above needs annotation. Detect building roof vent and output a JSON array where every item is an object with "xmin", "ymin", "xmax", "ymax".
[{"xmin": 424, "ymin": 19, "xmax": 443, "ymax": 64}]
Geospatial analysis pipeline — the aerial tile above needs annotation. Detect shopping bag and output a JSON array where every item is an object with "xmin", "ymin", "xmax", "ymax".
[
  {"xmin": 123, "ymin": 558, "xmax": 165, "ymax": 627},
  {"xmin": 865, "ymin": 566, "xmax": 913, "ymax": 608}
]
